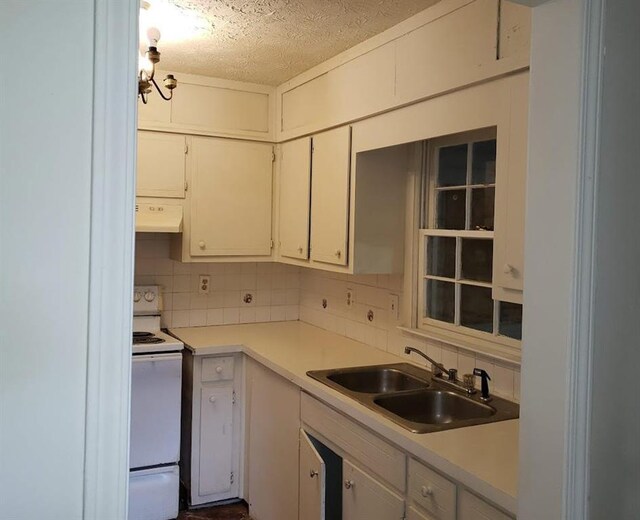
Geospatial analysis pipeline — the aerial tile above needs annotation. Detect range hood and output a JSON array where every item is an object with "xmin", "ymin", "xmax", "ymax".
[{"xmin": 135, "ymin": 203, "xmax": 183, "ymax": 233}]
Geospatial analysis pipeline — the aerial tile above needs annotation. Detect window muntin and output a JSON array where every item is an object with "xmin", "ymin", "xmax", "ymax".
[{"xmin": 418, "ymin": 130, "xmax": 522, "ymax": 345}]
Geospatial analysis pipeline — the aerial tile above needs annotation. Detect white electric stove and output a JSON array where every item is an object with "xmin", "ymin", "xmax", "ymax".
[{"xmin": 129, "ymin": 285, "xmax": 183, "ymax": 520}]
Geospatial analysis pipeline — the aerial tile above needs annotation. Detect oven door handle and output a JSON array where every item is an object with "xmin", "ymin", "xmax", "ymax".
[{"xmin": 132, "ymin": 353, "xmax": 182, "ymax": 363}]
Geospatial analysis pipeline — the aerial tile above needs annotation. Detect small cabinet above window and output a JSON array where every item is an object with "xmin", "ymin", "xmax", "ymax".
[{"xmin": 136, "ymin": 131, "xmax": 186, "ymax": 199}]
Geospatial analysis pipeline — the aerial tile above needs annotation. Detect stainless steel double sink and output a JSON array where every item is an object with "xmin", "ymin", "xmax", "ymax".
[{"xmin": 307, "ymin": 363, "xmax": 519, "ymax": 434}]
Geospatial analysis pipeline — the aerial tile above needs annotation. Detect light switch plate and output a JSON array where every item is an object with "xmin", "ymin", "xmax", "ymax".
[{"xmin": 346, "ymin": 288, "xmax": 355, "ymax": 309}]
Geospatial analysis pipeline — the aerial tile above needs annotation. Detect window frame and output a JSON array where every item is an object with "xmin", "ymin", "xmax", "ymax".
[{"xmin": 416, "ymin": 128, "xmax": 521, "ymax": 350}]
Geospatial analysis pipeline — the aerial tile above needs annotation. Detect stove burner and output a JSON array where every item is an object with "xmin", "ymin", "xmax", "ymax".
[{"xmin": 132, "ymin": 331, "xmax": 165, "ymax": 345}]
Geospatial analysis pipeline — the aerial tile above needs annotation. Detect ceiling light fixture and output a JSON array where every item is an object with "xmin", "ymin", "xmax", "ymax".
[{"xmin": 138, "ymin": 1, "xmax": 177, "ymax": 104}]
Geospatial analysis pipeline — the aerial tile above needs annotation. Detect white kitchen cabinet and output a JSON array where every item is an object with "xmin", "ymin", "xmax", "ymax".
[
  {"xmin": 407, "ymin": 505, "xmax": 435, "ymax": 520},
  {"xmin": 246, "ymin": 358, "xmax": 300, "ymax": 520},
  {"xmin": 342, "ymin": 459, "xmax": 405, "ymax": 520},
  {"xmin": 137, "ymin": 131, "xmax": 186, "ymax": 198},
  {"xmin": 310, "ymin": 126, "xmax": 351, "ymax": 266},
  {"xmin": 299, "ymin": 429, "xmax": 326, "ymax": 520},
  {"xmin": 458, "ymin": 490, "xmax": 513, "ymax": 520},
  {"xmin": 278, "ymin": 137, "xmax": 312, "ymax": 260},
  {"xmin": 408, "ymin": 458, "xmax": 456, "ymax": 520},
  {"xmin": 493, "ymin": 73, "xmax": 529, "ymax": 303},
  {"xmin": 189, "ymin": 136, "xmax": 273, "ymax": 257},
  {"xmin": 181, "ymin": 353, "xmax": 241, "ymax": 506}
]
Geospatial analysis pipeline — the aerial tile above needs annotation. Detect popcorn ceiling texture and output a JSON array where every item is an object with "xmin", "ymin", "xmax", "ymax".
[{"xmin": 156, "ymin": 0, "xmax": 441, "ymax": 85}]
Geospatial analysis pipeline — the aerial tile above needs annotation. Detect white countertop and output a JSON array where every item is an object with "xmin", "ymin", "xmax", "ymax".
[{"xmin": 170, "ymin": 321, "xmax": 519, "ymax": 514}]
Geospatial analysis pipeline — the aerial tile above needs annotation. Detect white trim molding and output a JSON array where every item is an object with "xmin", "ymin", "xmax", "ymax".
[{"xmin": 83, "ymin": 0, "xmax": 139, "ymax": 518}]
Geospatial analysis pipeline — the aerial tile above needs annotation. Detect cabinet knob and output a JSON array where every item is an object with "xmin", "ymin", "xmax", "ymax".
[
  {"xmin": 503, "ymin": 263, "xmax": 514, "ymax": 275},
  {"xmin": 420, "ymin": 485, "xmax": 434, "ymax": 497},
  {"xmin": 209, "ymin": 396, "xmax": 216, "ymax": 403},
  {"xmin": 335, "ymin": 249, "xmax": 342, "ymax": 258},
  {"xmin": 310, "ymin": 469, "xmax": 319, "ymax": 478},
  {"xmin": 199, "ymin": 241, "xmax": 206, "ymax": 250},
  {"xmin": 298, "ymin": 246, "xmax": 304, "ymax": 254},
  {"xmin": 344, "ymin": 479, "xmax": 354, "ymax": 489},
  {"xmin": 215, "ymin": 366, "xmax": 223, "ymax": 374}
]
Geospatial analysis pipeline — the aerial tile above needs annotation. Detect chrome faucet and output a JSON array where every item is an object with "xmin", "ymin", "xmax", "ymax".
[{"xmin": 404, "ymin": 346, "xmax": 448, "ymax": 378}]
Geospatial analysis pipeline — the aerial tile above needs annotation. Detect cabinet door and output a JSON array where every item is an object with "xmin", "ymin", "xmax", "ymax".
[
  {"xmin": 198, "ymin": 386, "xmax": 234, "ymax": 496},
  {"xmin": 299, "ymin": 429, "xmax": 325, "ymax": 520},
  {"xmin": 458, "ymin": 490, "xmax": 513, "ymax": 520},
  {"xmin": 310, "ymin": 126, "xmax": 351, "ymax": 266},
  {"xmin": 279, "ymin": 137, "xmax": 312, "ymax": 260},
  {"xmin": 493, "ymin": 73, "xmax": 528, "ymax": 302},
  {"xmin": 137, "ymin": 131, "xmax": 186, "ymax": 198},
  {"xmin": 190, "ymin": 137, "xmax": 273, "ymax": 256},
  {"xmin": 342, "ymin": 459, "xmax": 404, "ymax": 520},
  {"xmin": 247, "ymin": 359, "xmax": 300, "ymax": 520},
  {"xmin": 407, "ymin": 506, "xmax": 435, "ymax": 520}
]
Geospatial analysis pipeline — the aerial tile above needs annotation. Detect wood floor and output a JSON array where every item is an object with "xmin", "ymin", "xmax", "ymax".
[{"xmin": 177, "ymin": 502, "xmax": 251, "ymax": 520}]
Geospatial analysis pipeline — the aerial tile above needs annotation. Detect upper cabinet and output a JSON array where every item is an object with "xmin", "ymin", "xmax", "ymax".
[
  {"xmin": 188, "ymin": 137, "xmax": 273, "ymax": 257},
  {"xmin": 278, "ymin": 137, "xmax": 312, "ymax": 260},
  {"xmin": 137, "ymin": 131, "xmax": 186, "ymax": 199},
  {"xmin": 310, "ymin": 126, "xmax": 351, "ymax": 266}
]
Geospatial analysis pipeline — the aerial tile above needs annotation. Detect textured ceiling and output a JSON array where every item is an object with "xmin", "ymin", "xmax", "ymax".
[{"xmin": 146, "ymin": 0, "xmax": 442, "ymax": 85}]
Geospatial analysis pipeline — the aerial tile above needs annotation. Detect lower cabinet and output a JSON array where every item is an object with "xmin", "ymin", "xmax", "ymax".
[
  {"xmin": 181, "ymin": 352, "xmax": 241, "ymax": 506},
  {"xmin": 342, "ymin": 459, "xmax": 404, "ymax": 520},
  {"xmin": 458, "ymin": 489, "xmax": 513, "ymax": 520},
  {"xmin": 246, "ymin": 358, "xmax": 300, "ymax": 520}
]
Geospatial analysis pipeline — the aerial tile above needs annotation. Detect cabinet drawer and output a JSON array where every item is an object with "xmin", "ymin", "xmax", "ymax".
[
  {"xmin": 408, "ymin": 458, "xmax": 456, "ymax": 520},
  {"xmin": 458, "ymin": 489, "xmax": 513, "ymax": 520},
  {"xmin": 201, "ymin": 356, "xmax": 234, "ymax": 382},
  {"xmin": 301, "ymin": 392, "xmax": 406, "ymax": 491}
]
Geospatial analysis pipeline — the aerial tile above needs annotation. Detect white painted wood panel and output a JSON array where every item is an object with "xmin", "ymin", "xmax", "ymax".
[
  {"xmin": 301, "ymin": 393, "xmax": 406, "ymax": 491},
  {"xmin": 138, "ymin": 90, "xmax": 171, "ymax": 124},
  {"xmin": 247, "ymin": 359, "xmax": 300, "ymax": 520},
  {"xmin": 278, "ymin": 137, "xmax": 312, "ymax": 260},
  {"xmin": 458, "ymin": 489, "xmax": 513, "ymax": 520},
  {"xmin": 493, "ymin": 72, "xmax": 528, "ymax": 301},
  {"xmin": 408, "ymin": 458, "xmax": 457, "ymax": 520},
  {"xmin": 189, "ymin": 137, "xmax": 273, "ymax": 257},
  {"xmin": 499, "ymin": 1, "xmax": 532, "ymax": 60},
  {"xmin": 310, "ymin": 126, "xmax": 351, "ymax": 266},
  {"xmin": 342, "ymin": 459, "xmax": 405, "ymax": 520},
  {"xmin": 281, "ymin": 43, "xmax": 395, "ymax": 132},
  {"xmin": 395, "ymin": 0, "xmax": 498, "ymax": 104},
  {"xmin": 299, "ymin": 429, "xmax": 326, "ymax": 520},
  {"xmin": 172, "ymin": 83, "xmax": 270, "ymax": 134},
  {"xmin": 136, "ymin": 131, "xmax": 186, "ymax": 198},
  {"xmin": 198, "ymin": 386, "xmax": 234, "ymax": 496}
]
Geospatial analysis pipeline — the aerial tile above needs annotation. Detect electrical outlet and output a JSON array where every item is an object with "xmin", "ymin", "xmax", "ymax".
[
  {"xmin": 389, "ymin": 293, "xmax": 399, "ymax": 320},
  {"xmin": 199, "ymin": 275, "xmax": 210, "ymax": 295},
  {"xmin": 346, "ymin": 288, "xmax": 355, "ymax": 309}
]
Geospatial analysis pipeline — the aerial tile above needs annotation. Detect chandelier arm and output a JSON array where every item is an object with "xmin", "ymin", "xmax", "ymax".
[
  {"xmin": 150, "ymin": 77, "xmax": 174, "ymax": 101},
  {"xmin": 140, "ymin": 90, "xmax": 148, "ymax": 104}
]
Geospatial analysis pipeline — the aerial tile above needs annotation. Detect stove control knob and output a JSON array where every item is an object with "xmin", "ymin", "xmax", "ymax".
[
  {"xmin": 133, "ymin": 291, "xmax": 142, "ymax": 302},
  {"xmin": 144, "ymin": 291, "xmax": 156, "ymax": 302}
]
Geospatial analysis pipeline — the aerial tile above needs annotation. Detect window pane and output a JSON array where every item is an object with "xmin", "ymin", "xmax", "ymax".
[
  {"xmin": 460, "ymin": 285, "xmax": 493, "ymax": 333},
  {"xmin": 461, "ymin": 239, "xmax": 493, "ymax": 282},
  {"xmin": 437, "ymin": 144, "xmax": 467, "ymax": 187},
  {"xmin": 499, "ymin": 301, "xmax": 523, "ymax": 340},
  {"xmin": 426, "ymin": 280, "xmax": 455, "ymax": 323},
  {"xmin": 470, "ymin": 187, "xmax": 495, "ymax": 231},
  {"xmin": 436, "ymin": 189, "xmax": 466, "ymax": 229},
  {"xmin": 471, "ymin": 139, "xmax": 496, "ymax": 185},
  {"xmin": 427, "ymin": 236, "xmax": 456, "ymax": 278}
]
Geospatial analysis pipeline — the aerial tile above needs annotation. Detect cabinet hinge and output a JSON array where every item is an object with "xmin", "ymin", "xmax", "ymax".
[
  {"xmin": 184, "ymin": 181, "xmax": 188, "ymax": 192},
  {"xmin": 272, "ymin": 148, "xmax": 276, "ymax": 163},
  {"xmin": 232, "ymin": 390, "xmax": 236, "ymax": 404},
  {"xmin": 184, "ymin": 143, "xmax": 188, "ymax": 154},
  {"xmin": 270, "ymin": 239, "xmax": 274, "ymax": 250},
  {"xmin": 230, "ymin": 471, "xmax": 234, "ymax": 484}
]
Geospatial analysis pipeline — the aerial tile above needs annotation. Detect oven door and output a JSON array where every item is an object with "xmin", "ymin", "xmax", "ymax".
[{"xmin": 130, "ymin": 352, "xmax": 182, "ymax": 469}]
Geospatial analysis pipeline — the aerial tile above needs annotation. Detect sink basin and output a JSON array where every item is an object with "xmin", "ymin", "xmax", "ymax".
[
  {"xmin": 326, "ymin": 367, "xmax": 428, "ymax": 394},
  {"xmin": 374, "ymin": 389, "xmax": 495, "ymax": 425},
  {"xmin": 307, "ymin": 363, "xmax": 519, "ymax": 434}
]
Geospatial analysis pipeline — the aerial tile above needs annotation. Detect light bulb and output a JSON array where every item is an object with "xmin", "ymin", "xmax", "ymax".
[
  {"xmin": 139, "ymin": 53, "xmax": 154, "ymax": 77},
  {"xmin": 146, "ymin": 26, "xmax": 161, "ymax": 46}
]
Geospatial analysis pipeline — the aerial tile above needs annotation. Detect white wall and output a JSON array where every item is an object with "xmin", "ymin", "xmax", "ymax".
[
  {"xmin": 588, "ymin": 0, "xmax": 640, "ymax": 516},
  {"xmin": 517, "ymin": 0, "xmax": 585, "ymax": 517},
  {"xmin": 0, "ymin": 1, "xmax": 95, "ymax": 518}
]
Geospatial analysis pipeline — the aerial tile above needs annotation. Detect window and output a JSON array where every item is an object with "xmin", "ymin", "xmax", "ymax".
[{"xmin": 418, "ymin": 129, "xmax": 522, "ymax": 344}]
